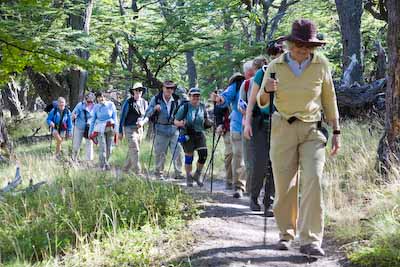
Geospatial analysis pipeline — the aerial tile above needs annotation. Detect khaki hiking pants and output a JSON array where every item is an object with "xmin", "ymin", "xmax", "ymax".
[
  {"xmin": 230, "ymin": 131, "xmax": 246, "ymax": 191},
  {"xmin": 123, "ymin": 126, "xmax": 143, "ymax": 174},
  {"xmin": 223, "ymin": 131, "xmax": 233, "ymax": 186},
  {"xmin": 270, "ymin": 112, "xmax": 327, "ymax": 247},
  {"xmin": 72, "ymin": 127, "xmax": 94, "ymax": 161}
]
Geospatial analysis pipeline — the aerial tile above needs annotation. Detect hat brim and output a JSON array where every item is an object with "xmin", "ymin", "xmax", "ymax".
[
  {"xmin": 132, "ymin": 87, "xmax": 144, "ymax": 91},
  {"xmin": 189, "ymin": 93, "xmax": 201, "ymax": 95},
  {"xmin": 283, "ymin": 35, "xmax": 326, "ymax": 46}
]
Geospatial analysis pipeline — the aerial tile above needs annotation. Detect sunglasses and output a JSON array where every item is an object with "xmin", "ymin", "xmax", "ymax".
[
  {"xmin": 165, "ymin": 87, "xmax": 175, "ymax": 90},
  {"xmin": 294, "ymin": 42, "xmax": 316, "ymax": 48}
]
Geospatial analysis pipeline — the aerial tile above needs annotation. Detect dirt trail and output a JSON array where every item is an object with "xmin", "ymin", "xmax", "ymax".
[{"xmin": 174, "ymin": 179, "xmax": 345, "ymax": 267}]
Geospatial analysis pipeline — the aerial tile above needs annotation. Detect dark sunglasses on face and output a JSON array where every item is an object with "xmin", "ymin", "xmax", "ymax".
[
  {"xmin": 165, "ymin": 87, "xmax": 175, "ymax": 90},
  {"xmin": 294, "ymin": 42, "xmax": 316, "ymax": 48}
]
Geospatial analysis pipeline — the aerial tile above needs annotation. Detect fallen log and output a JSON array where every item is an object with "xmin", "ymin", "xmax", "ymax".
[
  {"xmin": 336, "ymin": 78, "xmax": 386, "ymax": 117},
  {"xmin": 16, "ymin": 134, "xmax": 52, "ymax": 145},
  {"xmin": 0, "ymin": 167, "xmax": 22, "ymax": 194}
]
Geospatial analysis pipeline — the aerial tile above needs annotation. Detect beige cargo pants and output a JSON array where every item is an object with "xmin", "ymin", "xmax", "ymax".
[
  {"xmin": 123, "ymin": 126, "xmax": 143, "ymax": 174},
  {"xmin": 230, "ymin": 131, "xmax": 246, "ymax": 191},
  {"xmin": 223, "ymin": 131, "xmax": 233, "ymax": 186},
  {"xmin": 270, "ymin": 112, "xmax": 327, "ymax": 247}
]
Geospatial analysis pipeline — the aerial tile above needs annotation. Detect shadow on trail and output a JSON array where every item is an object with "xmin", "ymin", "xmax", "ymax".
[{"xmin": 185, "ymin": 244, "xmax": 319, "ymax": 266}]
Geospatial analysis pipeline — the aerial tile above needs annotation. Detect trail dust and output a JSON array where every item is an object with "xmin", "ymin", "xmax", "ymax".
[{"xmin": 171, "ymin": 178, "xmax": 346, "ymax": 267}]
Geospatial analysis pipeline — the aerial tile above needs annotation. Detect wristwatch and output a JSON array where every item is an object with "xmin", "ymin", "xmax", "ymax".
[{"xmin": 333, "ymin": 130, "xmax": 341, "ymax": 135}]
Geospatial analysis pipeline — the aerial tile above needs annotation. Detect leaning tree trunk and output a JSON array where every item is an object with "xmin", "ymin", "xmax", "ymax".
[
  {"xmin": 26, "ymin": 67, "xmax": 68, "ymax": 105},
  {"xmin": 335, "ymin": 0, "xmax": 364, "ymax": 86},
  {"xmin": 1, "ymin": 77, "xmax": 23, "ymax": 117},
  {"xmin": 185, "ymin": 50, "xmax": 197, "ymax": 88},
  {"xmin": 66, "ymin": 0, "xmax": 94, "ymax": 108},
  {"xmin": 377, "ymin": 0, "xmax": 400, "ymax": 175}
]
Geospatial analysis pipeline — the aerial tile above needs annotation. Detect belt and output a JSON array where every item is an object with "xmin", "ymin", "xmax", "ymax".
[
  {"xmin": 156, "ymin": 122, "xmax": 173, "ymax": 126},
  {"xmin": 285, "ymin": 116, "xmax": 322, "ymax": 129},
  {"xmin": 274, "ymin": 109, "xmax": 322, "ymax": 127}
]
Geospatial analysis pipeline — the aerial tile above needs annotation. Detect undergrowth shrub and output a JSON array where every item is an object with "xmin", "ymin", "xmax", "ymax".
[{"xmin": 0, "ymin": 170, "xmax": 196, "ymax": 263}]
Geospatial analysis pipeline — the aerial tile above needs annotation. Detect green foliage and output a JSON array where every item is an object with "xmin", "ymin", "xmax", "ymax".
[
  {"xmin": 0, "ymin": 170, "xmax": 195, "ymax": 263},
  {"xmin": 349, "ymin": 211, "xmax": 400, "ymax": 267},
  {"xmin": 1, "ymin": 0, "xmax": 389, "ymax": 93}
]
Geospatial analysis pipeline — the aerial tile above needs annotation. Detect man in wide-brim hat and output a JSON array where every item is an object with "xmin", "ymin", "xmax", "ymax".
[
  {"xmin": 257, "ymin": 19, "xmax": 340, "ymax": 256},
  {"xmin": 144, "ymin": 79, "xmax": 184, "ymax": 180}
]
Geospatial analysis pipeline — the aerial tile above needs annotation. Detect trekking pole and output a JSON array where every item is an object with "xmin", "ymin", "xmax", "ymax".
[
  {"xmin": 147, "ymin": 122, "xmax": 157, "ymax": 177},
  {"xmin": 70, "ymin": 119, "xmax": 76, "ymax": 158},
  {"xmin": 49, "ymin": 126, "xmax": 53, "ymax": 153},
  {"xmin": 166, "ymin": 128, "xmax": 181, "ymax": 178},
  {"xmin": 210, "ymin": 94, "xmax": 218, "ymax": 193},
  {"xmin": 264, "ymin": 72, "xmax": 275, "ymax": 246},
  {"xmin": 202, "ymin": 133, "xmax": 221, "ymax": 182}
]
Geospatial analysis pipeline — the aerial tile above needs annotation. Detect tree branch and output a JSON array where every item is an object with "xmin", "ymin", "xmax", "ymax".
[
  {"xmin": 364, "ymin": 0, "xmax": 388, "ymax": 22},
  {"xmin": 0, "ymin": 38, "xmax": 87, "ymax": 67}
]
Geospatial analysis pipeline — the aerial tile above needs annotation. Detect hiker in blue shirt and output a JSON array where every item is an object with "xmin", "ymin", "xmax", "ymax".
[
  {"xmin": 144, "ymin": 80, "xmax": 184, "ymax": 180},
  {"xmin": 71, "ymin": 92, "xmax": 95, "ymax": 162},
  {"xmin": 90, "ymin": 92, "xmax": 118, "ymax": 171},
  {"xmin": 212, "ymin": 73, "xmax": 247, "ymax": 198},
  {"xmin": 46, "ymin": 97, "xmax": 72, "ymax": 159}
]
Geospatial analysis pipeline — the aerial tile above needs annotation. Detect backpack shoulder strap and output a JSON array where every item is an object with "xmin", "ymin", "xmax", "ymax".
[
  {"xmin": 82, "ymin": 102, "xmax": 88, "ymax": 123},
  {"xmin": 244, "ymin": 79, "xmax": 251, "ymax": 93}
]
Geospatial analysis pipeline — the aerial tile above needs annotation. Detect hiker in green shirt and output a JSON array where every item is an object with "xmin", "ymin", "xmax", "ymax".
[{"xmin": 174, "ymin": 88, "xmax": 209, "ymax": 187}]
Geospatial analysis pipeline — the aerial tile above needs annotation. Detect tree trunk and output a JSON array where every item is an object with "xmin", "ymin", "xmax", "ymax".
[
  {"xmin": 377, "ymin": 0, "xmax": 400, "ymax": 175},
  {"xmin": 335, "ymin": 0, "xmax": 364, "ymax": 85},
  {"xmin": 374, "ymin": 40, "xmax": 387, "ymax": 80},
  {"xmin": 223, "ymin": 11, "xmax": 234, "ymax": 73},
  {"xmin": 66, "ymin": 0, "xmax": 94, "ymax": 108},
  {"xmin": 26, "ymin": 67, "xmax": 68, "ymax": 105},
  {"xmin": 185, "ymin": 50, "xmax": 197, "ymax": 88},
  {"xmin": 1, "ymin": 77, "xmax": 23, "ymax": 117}
]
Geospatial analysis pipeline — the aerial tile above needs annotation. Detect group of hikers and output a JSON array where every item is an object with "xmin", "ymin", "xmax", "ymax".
[{"xmin": 44, "ymin": 19, "xmax": 340, "ymax": 257}]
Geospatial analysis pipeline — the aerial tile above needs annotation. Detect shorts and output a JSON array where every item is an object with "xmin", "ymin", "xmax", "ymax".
[
  {"xmin": 52, "ymin": 129, "xmax": 66, "ymax": 138},
  {"xmin": 182, "ymin": 132, "xmax": 207, "ymax": 154}
]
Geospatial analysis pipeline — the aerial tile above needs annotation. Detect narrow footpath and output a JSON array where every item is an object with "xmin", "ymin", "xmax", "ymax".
[{"xmin": 174, "ymin": 178, "xmax": 346, "ymax": 267}]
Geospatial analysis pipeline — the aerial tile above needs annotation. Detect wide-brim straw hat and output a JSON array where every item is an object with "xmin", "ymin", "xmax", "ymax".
[{"xmin": 132, "ymin": 82, "xmax": 145, "ymax": 91}]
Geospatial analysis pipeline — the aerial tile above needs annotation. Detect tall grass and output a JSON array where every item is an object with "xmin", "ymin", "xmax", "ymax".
[
  {"xmin": 321, "ymin": 118, "xmax": 400, "ymax": 266},
  {"xmin": 0, "ymin": 120, "xmax": 197, "ymax": 266},
  {"xmin": 0, "ymin": 169, "xmax": 195, "ymax": 263}
]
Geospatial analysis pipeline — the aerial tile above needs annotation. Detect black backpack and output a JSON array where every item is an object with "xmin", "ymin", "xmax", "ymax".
[
  {"xmin": 149, "ymin": 92, "xmax": 180, "ymax": 123},
  {"xmin": 178, "ymin": 102, "xmax": 213, "ymax": 130}
]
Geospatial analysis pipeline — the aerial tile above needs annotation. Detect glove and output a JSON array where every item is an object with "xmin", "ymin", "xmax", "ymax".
[
  {"xmin": 239, "ymin": 98, "xmax": 248, "ymax": 110},
  {"xmin": 178, "ymin": 135, "xmax": 189, "ymax": 143}
]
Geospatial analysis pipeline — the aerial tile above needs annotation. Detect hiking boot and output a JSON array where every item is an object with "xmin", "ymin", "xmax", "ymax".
[
  {"xmin": 174, "ymin": 174, "xmax": 185, "ymax": 180},
  {"xmin": 186, "ymin": 174, "xmax": 194, "ymax": 187},
  {"xmin": 233, "ymin": 189, "xmax": 244, "ymax": 198},
  {"xmin": 250, "ymin": 197, "xmax": 261, "ymax": 211},
  {"xmin": 299, "ymin": 244, "xmax": 325, "ymax": 256},
  {"xmin": 193, "ymin": 170, "xmax": 204, "ymax": 187},
  {"xmin": 263, "ymin": 203, "xmax": 274, "ymax": 217},
  {"xmin": 277, "ymin": 239, "xmax": 291, "ymax": 251},
  {"xmin": 225, "ymin": 183, "xmax": 234, "ymax": 190}
]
